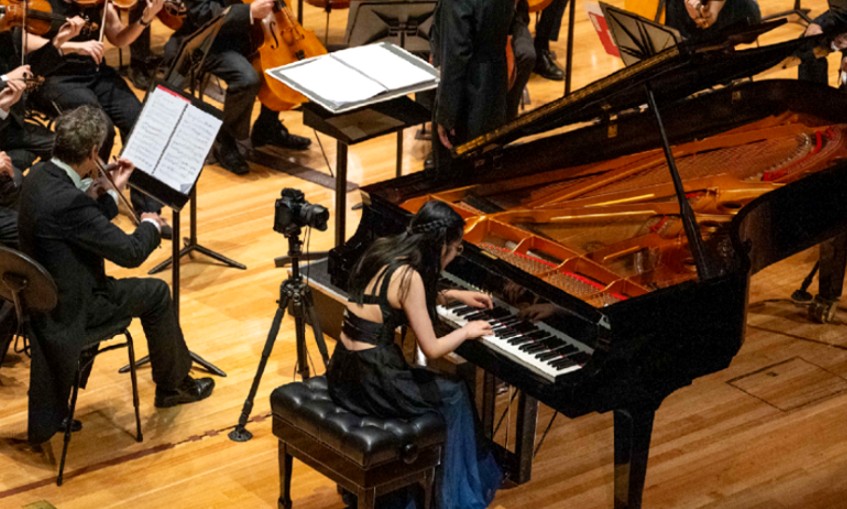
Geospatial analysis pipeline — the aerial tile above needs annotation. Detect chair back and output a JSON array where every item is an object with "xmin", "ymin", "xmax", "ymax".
[{"xmin": 0, "ymin": 246, "xmax": 58, "ymax": 322}]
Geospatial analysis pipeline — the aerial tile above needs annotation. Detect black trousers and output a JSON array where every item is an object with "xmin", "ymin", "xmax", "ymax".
[
  {"xmin": 535, "ymin": 0, "xmax": 569, "ymax": 50},
  {"xmin": 508, "ymin": 20, "xmax": 536, "ymax": 119},
  {"xmin": 3, "ymin": 120, "xmax": 53, "ymax": 170},
  {"xmin": 90, "ymin": 277, "xmax": 192, "ymax": 389},
  {"xmin": 33, "ymin": 65, "xmax": 163, "ymax": 214}
]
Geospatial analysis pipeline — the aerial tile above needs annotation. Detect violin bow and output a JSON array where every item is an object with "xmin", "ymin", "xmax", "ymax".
[{"xmin": 95, "ymin": 158, "xmax": 141, "ymax": 226}]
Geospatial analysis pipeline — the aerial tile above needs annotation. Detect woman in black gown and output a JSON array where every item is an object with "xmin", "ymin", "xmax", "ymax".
[{"xmin": 327, "ymin": 200, "xmax": 502, "ymax": 509}]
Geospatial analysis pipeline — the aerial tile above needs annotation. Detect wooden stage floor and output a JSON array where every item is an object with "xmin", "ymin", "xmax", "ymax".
[{"xmin": 4, "ymin": 0, "xmax": 847, "ymax": 507}]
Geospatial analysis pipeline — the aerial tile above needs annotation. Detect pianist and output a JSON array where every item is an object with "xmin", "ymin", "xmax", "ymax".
[{"xmin": 326, "ymin": 200, "xmax": 502, "ymax": 509}]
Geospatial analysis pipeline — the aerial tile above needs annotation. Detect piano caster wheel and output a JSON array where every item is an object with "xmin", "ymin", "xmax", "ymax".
[{"xmin": 808, "ymin": 296, "xmax": 838, "ymax": 324}]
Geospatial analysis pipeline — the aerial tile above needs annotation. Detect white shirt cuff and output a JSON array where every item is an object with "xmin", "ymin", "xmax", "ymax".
[
  {"xmin": 141, "ymin": 217, "xmax": 162, "ymax": 233},
  {"xmin": 0, "ymin": 108, "xmax": 8, "ymax": 121}
]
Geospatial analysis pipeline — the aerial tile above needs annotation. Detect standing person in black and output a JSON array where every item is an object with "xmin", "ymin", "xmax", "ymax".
[
  {"xmin": 24, "ymin": 0, "xmax": 171, "ymax": 234},
  {"xmin": 327, "ymin": 200, "xmax": 501, "ymax": 509},
  {"xmin": 508, "ymin": 0, "xmax": 536, "ymax": 118},
  {"xmin": 533, "ymin": 0, "xmax": 568, "ymax": 81},
  {"xmin": 18, "ymin": 105, "xmax": 214, "ymax": 445},
  {"xmin": 165, "ymin": 0, "xmax": 312, "ymax": 175},
  {"xmin": 430, "ymin": 0, "xmax": 513, "ymax": 176}
]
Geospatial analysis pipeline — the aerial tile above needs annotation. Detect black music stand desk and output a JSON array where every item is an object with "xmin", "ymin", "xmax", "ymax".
[{"xmin": 302, "ymin": 96, "xmax": 430, "ymax": 246}]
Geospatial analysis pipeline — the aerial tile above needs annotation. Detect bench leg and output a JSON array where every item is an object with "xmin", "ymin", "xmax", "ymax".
[
  {"xmin": 422, "ymin": 466, "xmax": 437, "ymax": 509},
  {"xmin": 358, "ymin": 487, "xmax": 376, "ymax": 509},
  {"xmin": 278, "ymin": 442, "xmax": 293, "ymax": 509}
]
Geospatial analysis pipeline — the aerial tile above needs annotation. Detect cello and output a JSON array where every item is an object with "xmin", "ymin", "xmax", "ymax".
[{"xmin": 248, "ymin": 0, "xmax": 326, "ymax": 111}]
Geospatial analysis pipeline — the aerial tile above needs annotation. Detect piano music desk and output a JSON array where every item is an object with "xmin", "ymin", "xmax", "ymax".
[{"xmin": 302, "ymin": 98, "xmax": 431, "ymax": 247}]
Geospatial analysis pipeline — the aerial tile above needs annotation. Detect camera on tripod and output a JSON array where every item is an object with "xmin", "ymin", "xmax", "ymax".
[{"xmin": 274, "ymin": 188, "xmax": 329, "ymax": 234}]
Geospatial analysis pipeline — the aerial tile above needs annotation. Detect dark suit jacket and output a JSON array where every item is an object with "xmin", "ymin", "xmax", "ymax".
[
  {"xmin": 168, "ymin": 0, "xmax": 255, "ymax": 59},
  {"xmin": 18, "ymin": 161, "xmax": 159, "ymax": 444},
  {"xmin": 430, "ymin": 0, "xmax": 513, "ymax": 143}
]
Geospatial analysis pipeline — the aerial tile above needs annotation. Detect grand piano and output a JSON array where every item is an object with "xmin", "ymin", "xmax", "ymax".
[{"xmin": 326, "ymin": 33, "xmax": 847, "ymax": 509}]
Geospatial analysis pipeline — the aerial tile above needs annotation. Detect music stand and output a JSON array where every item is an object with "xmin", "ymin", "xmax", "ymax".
[
  {"xmin": 120, "ymin": 12, "xmax": 236, "ymax": 378},
  {"xmin": 150, "ymin": 8, "xmax": 246, "ymax": 277},
  {"xmin": 345, "ymin": 0, "xmax": 436, "ymax": 56},
  {"xmin": 599, "ymin": 2, "xmax": 682, "ymax": 66}
]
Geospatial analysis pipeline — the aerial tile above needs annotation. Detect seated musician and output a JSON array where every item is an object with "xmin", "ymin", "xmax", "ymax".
[
  {"xmin": 165, "ymin": 0, "xmax": 312, "ymax": 176},
  {"xmin": 665, "ymin": 0, "xmax": 761, "ymax": 43},
  {"xmin": 1, "ymin": 20, "xmax": 84, "ymax": 172},
  {"xmin": 24, "ymin": 0, "xmax": 171, "ymax": 236},
  {"xmin": 799, "ymin": 0, "xmax": 847, "ymax": 84},
  {"xmin": 430, "ymin": 0, "xmax": 514, "ymax": 176},
  {"xmin": 17, "ymin": 105, "xmax": 214, "ymax": 445},
  {"xmin": 326, "ymin": 200, "xmax": 501, "ymax": 509}
]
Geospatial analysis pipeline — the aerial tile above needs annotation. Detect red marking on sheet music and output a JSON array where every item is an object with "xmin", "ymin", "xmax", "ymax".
[{"xmin": 586, "ymin": 2, "xmax": 620, "ymax": 57}]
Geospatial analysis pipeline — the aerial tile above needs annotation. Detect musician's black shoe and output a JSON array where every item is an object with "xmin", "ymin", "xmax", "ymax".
[
  {"xmin": 154, "ymin": 376, "xmax": 215, "ymax": 408},
  {"xmin": 251, "ymin": 124, "xmax": 312, "ymax": 151},
  {"xmin": 159, "ymin": 222, "xmax": 173, "ymax": 241},
  {"xmin": 534, "ymin": 49, "xmax": 564, "ymax": 81},
  {"xmin": 59, "ymin": 418, "xmax": 82, "ymax": 433},
  {"xmin": 214, "ymin": 140, "xmax": 250, "ymax": 175},
  {"xmin": 127, "ymin": 63, "xmax": 152, "ymax": 91}
]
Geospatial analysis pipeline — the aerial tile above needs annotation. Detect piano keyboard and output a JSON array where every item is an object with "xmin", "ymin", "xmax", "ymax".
[{"xmin": 437, "ymin": 274, "xmax": 593, "ymax": 382}]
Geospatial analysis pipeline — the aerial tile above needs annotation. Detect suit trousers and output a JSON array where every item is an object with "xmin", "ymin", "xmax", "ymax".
[
  {"xmin": 535, "ymin": 0, "xmax": 569, "ymax": 49},
  {"xmin": 200, "ymin": 50, "xmax": 261, "ymax": 142},
  {"xmin": 32, "ymin": 65, "xmax": 163, "ymax": 214},
  {"xmin": 89, "ymin": 277, "xmax": 192, "ymax": 390}
]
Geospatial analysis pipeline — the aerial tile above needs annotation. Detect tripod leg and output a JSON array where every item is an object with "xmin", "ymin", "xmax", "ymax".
[
  {"xmin": 229, "ymin": 299, "xmax": 288, "ymax": 442},
  {"xmin": 118, "ymin": 350, "xmax": 225, "ymax": 376},
  {"xmin": 303, "ymin": 290, "xmax": 330, "ymax": 370}
]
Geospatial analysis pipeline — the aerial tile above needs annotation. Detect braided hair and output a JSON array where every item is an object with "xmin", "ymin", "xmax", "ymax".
[{"xmin": 348, "ymin": 201, "xmax": 464, "ymax": 317}]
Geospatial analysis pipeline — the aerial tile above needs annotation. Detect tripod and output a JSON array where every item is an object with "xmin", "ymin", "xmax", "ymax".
[{"xmin": 229, "ymin": 225, "xmax": 330, "ymax": 442}]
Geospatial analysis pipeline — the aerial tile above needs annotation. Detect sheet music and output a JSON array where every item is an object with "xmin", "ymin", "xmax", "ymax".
[
  {"xmin": 121, "ymin": 85, "xmax": 222, "ymax": 197},
  {"xmin": 267, "ymin": 42, "xmax": 438, "ymax": 113},
  {"xmin": 281, "ymin": 56, "xmax": 387, "ymax": 105},
  {"xmin": 331, "ymin": 44, "xmax": 435, "ymax": 90}
]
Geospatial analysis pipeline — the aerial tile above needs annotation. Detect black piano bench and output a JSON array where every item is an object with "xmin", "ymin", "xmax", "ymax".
[{"xmin": 270, "ymin": 376, "xmax": 445, "ymax": 509}]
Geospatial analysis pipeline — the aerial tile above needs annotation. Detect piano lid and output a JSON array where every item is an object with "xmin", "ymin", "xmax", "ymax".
[{"xmin": 455, "ymin": 33, "xmax": 824, "ymax": 159}]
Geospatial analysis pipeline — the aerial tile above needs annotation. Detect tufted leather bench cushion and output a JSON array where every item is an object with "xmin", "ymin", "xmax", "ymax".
[{"xmin": 271, "ymin": 376, "xmax": 445, "ymax": 468}]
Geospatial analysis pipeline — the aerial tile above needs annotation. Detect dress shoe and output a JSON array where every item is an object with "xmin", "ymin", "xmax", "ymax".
[
  {"xmin": 127, "ymin": 64, "xmax": 152, "ymax": 91},
  {"xmin": 60, "ymin": 418, "xmax": 82, "ymax": 433},
  {"xmin": 159, "ymin": 222, "xmax": 173, "ymax": 241},
  {"xmin": 214, "ymin": 140, "xmax": 250, "ymax": 175},
  {"xmin": 154, "ymin": 376, "xmax": 215, "ymax": 408},
  {"xmin": 534, "ymin": 49, "xmax": 564, "ymax": 81},
  {"xmin": 251, "ymin": 124, "xmax": 311, "ymax": 151}
]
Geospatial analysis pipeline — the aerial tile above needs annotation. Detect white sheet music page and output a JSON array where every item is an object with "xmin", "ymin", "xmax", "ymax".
[
  {"xmin": 331, "ymin": 44, "xmax": 434, "ymax": 90},
  {"xmin": 122, "ymin": 85, "xmax": 222, "ymax": 194},
  {"xmin": 281, "ymin": 56, "xmax": 387, "ymax": 105}
]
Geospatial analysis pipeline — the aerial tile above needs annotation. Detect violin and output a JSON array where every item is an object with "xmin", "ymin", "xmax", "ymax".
[
  {"xmin": 0, "ymin": 0, "xmax": 99, "ymax": 36},
  {"xmin": 156, "ymin": 0, "xmax": 186, "ymax": 31},
  {"xmin": 248, "ymin": 0, "xmax": 327, "ymax": 111},
  {"xmin": 303, "ymin": 0, "xmax": 349, "ymax": 10},
  {"xmin": 71, "ymin": 0, "xmax": 137, "ymax": 10}
]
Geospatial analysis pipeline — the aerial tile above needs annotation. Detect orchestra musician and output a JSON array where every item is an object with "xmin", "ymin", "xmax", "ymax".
[
  {"xmin": 798, "ymin": 0, "xmax": 847, "ymax": 84},
  {"xmin": 665, "ymin": 0, "xmax": 761, "ymax": 43},
  {"xmin": 18, "ymin": 105, "xmax": 214, "ymax": 445},
  {"xmin": 507, "ymin": 0, "xmax": 536, "ymax": 119},
  {"xmin": 164, "ymin": 0, "xmax": 312, "ymax": 176},
  {"xmin": 430, "ymin": 0, "xmax": 514, "ymax": 176},
  {"xmin": 326, "ymin": 200, "xmax": 501, "ymax": 509},
  {"xmin": 532, "ymin": 0, "xmax": 569, "ymax": 81},
  {"xmin": 23, "ymin": 0, "xmax": 171, "ymax": 236}
]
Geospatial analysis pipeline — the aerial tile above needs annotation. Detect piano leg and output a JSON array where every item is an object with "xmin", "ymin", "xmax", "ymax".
[
  {"xmin": 811, "ymin": 233, "xmax": 847, "ymax": 323},
  {"xmin": 478, "ymin": 371, "xmax": 538, "ymax": 485},
  {"xmin": 613, "ymin": 406, "xmax": 656, "ymax": 509}
]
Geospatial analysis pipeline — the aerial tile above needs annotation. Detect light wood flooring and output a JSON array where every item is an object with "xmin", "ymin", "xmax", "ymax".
[{"xmin": 4, "ymin": 0, "xmax": 847, "ymax": 507}]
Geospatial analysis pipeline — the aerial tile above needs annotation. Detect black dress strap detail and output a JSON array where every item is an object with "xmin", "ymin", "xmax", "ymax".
[{"xmin": 341, "ymin": 264, "xmax": 409, "ymax": 346}]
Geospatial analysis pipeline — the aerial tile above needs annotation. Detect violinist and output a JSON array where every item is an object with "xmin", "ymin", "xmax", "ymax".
[
  {"xmin": 1, "ymin": 18, "xmax": 83, "ymax": 172},
  {"xmin": 24, "ymin": 0, "xmax": 173, "ymax": 236},
  {"xmin": 165, "ymin": 0, "xmax": 312, "ymax": 176}
]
